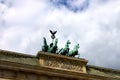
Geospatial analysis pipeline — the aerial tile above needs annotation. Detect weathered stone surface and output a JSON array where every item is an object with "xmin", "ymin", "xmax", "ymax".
[
  {"xmin": 0, "ymin": 49, "xmax": 120, "ymax": 80},
  {"xmin": 37, "ymin": 51, "xmax": 88, "ymax": 73},
  {"xmin": 0, "ymin": 49, "xmax": 39, "ymax": 66}
]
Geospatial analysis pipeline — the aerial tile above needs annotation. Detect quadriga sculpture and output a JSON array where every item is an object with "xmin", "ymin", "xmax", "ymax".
[
  {"xmin": 42, "ymin": 37, "xmax": 49, "ymax": 52},
  {"xmin": 59, "ymin": 40, "xmax": 71, "ymax": 55},
  {"xmin": 48, "ymin": 38, "xmax": 58, "ymax": 53},
  {"xmin": 67, "ymin": 44, "xmax": 80, "ymax": 57}
]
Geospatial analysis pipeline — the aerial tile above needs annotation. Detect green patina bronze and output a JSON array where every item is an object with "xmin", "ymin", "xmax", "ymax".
[
  {"xmin": 48, "ymin": 38, "xmax": 58, "ymax": 53},
  {"xmin": 41, "ymin": 30, "xmax": 80, "ymax": 58},
  {"xmin": 42, "ymin": 37, "xmax": 49, "ymax": 52},
  {"xmin": 59, "ymin": 40, "xmax": 71, "ymax": 55},
  {"xmin": 67, "ymin": 44, "xmax": 80, "ymax": 57}
]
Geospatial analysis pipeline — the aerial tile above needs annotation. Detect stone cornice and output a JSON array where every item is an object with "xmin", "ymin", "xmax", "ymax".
[
  {"xmin": 0, "ymin": 60, "xmax": 118, "ymax": 80},
  {"xmin": 0, "ymin": 49, "xmax": 36, "ymax": 58},
  {"xmin": 0, "ymin": 49, "xmax": 120, "ymax": 79},
  {"xmin": 87, "ymin": 65, "xmax": 120, "ymax": 74}
]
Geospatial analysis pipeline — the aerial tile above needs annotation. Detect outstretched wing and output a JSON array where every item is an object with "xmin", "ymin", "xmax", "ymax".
[
  {"xmin": 50, "ymin": 30, "xmax": 57, "ymax": 34},
  {"xmin": 50, "ymin": 30, "xmax": 53, "ymax": 34},
  {"xmin": 53, "ymin": 31, "xmax": 57, "ymax": 34}
]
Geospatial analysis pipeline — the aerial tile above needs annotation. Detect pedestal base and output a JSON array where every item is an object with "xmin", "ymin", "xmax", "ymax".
[{"xmin": 37, "ymin": 51, "xmax": 88, "ymax": 73}]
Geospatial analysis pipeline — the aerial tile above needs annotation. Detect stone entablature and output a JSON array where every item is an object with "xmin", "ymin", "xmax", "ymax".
[
  {"xmin": 37, "ymin": 51, "xmax": 88, "ymax": 73},
  {"xmin": 0, "ymin": 59, "xmax": 118, "ymax": 80},
  {"xmin": 0, "ymin": 49, "xmax": 120, "ymax": 80}
]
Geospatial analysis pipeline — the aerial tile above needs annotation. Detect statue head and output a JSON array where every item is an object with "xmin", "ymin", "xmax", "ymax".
[{"xmin": 67, "ymin": 40, "xmax": 71, "ymax": 44}]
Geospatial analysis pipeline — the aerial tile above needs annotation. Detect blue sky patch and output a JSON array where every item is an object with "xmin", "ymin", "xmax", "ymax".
[{"xmin": 50, "ymin": 0, "xmax": 89, "ymax": 12}]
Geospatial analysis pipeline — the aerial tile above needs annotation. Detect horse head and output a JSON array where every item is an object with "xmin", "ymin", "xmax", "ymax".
[{"xmin": 74, "ymin": 44, "xmax": 79, "ymax": 50}]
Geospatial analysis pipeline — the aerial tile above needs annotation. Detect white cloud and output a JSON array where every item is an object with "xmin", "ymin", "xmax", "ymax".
[{"xmin": 0, "ymin": 0, "xmax": 120, "ymax": 69}]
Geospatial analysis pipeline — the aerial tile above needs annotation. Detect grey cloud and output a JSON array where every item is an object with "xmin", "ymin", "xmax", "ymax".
[{"xmin": 0, "ymin": 0, "xmax": 120, "ymax": 70}]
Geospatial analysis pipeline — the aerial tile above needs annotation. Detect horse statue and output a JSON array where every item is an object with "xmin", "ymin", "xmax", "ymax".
[
  {"xmin": 42, "ymin": 37, "xmax": 49, "ymax": 52},
  {"xmin": 48, "ymin": 38, "xmax": 58, "ymax": 53},
  {"xmin": 67, "ymin": 44, "xmax": 80, "ymax": 57},
  {"xmin": 59, "ymin": 40, "xmax": 71, "ymax": 55}
]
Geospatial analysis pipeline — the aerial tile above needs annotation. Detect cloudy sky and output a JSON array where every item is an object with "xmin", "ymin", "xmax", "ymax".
[{"xmin": 0, "ymin": 0, "xmax": 120, "ymax": 70}]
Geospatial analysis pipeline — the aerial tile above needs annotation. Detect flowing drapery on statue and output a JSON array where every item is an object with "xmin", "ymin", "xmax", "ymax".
[
  {"xmin": 48, "ymin": 38, "xmax": 58, "ymax": 53},
  {"xmin": 42, "ymin": 37, "xmax": 58, "ymax": 54}
]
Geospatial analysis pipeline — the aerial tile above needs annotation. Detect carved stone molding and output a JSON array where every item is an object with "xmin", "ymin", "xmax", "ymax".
[{"xmin": 37, "ymin": 51, "xmax": 88, "ymax": 73}]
